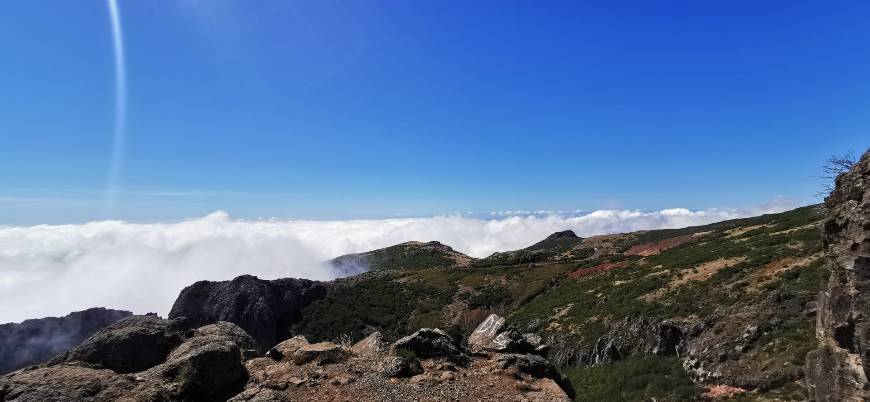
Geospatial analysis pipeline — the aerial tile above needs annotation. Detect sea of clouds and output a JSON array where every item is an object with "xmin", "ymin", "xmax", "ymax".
[{"xmin": 0, "ymin": 202, "xmax": 795, "ymax": 323}]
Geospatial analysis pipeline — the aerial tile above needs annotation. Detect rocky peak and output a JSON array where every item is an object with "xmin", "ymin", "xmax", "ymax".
[
  {"xmin": 805, "ymin": 150, "xmax": 870, "ymax": 401},
  {"xmin": 168, "ymin": 275, "xmax": 328, "ymax": 352},
  {"xmin": 545, "ymin": 230, "xmax": 579, "ymax": 240}
]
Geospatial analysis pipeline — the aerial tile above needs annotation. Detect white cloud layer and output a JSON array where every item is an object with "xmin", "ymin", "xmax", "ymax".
[{"xmin": 0, "ymin": 201, "xmax": 796, "ymax": 323}]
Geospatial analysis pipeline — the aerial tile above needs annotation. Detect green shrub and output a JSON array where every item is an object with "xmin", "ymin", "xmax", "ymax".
[{"xmin": 565, "ymin": 356, "xmax": 702, "ymax": 401}]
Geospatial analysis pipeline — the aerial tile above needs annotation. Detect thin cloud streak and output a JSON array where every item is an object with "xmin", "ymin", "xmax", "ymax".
[{"xmin": 104, "ymin": 0, "xmax": 127, "ymax": 217}]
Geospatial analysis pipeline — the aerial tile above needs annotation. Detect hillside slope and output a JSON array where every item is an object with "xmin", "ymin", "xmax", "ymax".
[
  {"xmin": 329, "ymin": 241, "xmax": 474, "ymax": 273},
  {"xmin": 298, "ymin": 205, "xmax": 825, "ymax": 400}
]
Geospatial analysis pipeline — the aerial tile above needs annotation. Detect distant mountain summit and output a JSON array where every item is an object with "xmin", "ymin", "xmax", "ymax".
[
  {"xmin": 330, "ymin": 241, "xmax": 473, "ymax": 272},
  {"xmin": 544, "ymin": 230, "xmax": 579, "ymax": 240},
  {"xmin": 0, "ymin": 307, "xmax": 131, "ymax": 374}
]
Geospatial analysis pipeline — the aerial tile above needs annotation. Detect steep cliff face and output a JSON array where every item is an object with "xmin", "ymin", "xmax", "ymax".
[{"xmin": 806, "ymin": 150, "xmax": 870, "ymax": 401}]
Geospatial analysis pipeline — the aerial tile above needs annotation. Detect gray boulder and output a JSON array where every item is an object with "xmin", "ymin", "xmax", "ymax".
[{"xmin": 391, "ymin": 328, "xmax": 467, "ymax": 363}]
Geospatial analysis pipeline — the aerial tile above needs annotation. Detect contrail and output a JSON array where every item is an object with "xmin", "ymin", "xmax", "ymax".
[{"xmin": 104, "ymin": 0, "xmax": 127, "ymax": 217}]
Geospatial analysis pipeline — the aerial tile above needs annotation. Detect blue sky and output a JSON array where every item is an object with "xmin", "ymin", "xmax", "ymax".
[{"xmin": 1, "ymin": 1, "xmax": 868, "ymax": 224}]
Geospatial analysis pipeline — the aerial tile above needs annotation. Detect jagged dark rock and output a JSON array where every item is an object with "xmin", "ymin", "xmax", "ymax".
[
  {"xmin": 0, "ymin": 308, "xmax": 131, "ymax": 375},
  {"xmin": 168, "ymin": 275, "xmax": 327, "ymax": 352},
  {"xmin": 805, "ymin": 150, "xmax": 870, "ymax": 401},
  {"xmin": 56, "ymin": 314, "xmax": 190, "ymax": 373},
  {"xmin": 391, "ymin": 328, "xmax": 468, "ymax": 364}
]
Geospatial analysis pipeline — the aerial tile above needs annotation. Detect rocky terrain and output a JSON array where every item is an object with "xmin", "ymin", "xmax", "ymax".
[
  {"xmin": 804, "ymin": 151, "xmax": 870, "ymax": 401},
  {"xmin": 1, "ymin": 313, "xmax": 571, "ymax": 401},
  {"xmin": 0, "ymin": 308, "xmax": 131, "ymax": 374},
  {"xmin": 1, "ymin": 149, "xmax": 867, "ymax": 401}
]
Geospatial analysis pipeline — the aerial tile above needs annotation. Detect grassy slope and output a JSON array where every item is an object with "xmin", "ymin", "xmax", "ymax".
[{"xmin": 298, "ymin": 206, "xmax": 824, "ymax": 400}]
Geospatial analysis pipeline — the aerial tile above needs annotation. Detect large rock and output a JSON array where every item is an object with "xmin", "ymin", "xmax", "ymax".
[
  {"xmin": 145, "ymin": 322, "xmax": 251, "ymax": 400},
  {"xmin": 496, "ymin": 353, "xmax": 561, "ymax": 380},
  {"xmin": 0, "ymin": 308, "xmax": 131, "ymax": 374},
  {"xmin": 292, "ymin": 342, "xmax": 347, "ymax": 365},
  {"xmin": 391, "ymin": 328, "xmax": 467, "ymax": 363},
  {"xmin": 1, "ymin": 321, "xmax": 256, "ymax": 401},
  {"xmin": 266, "ymin": 335, "xmax": 309, "ymax": 361},
  {"xmin": 805, "ymin": 150, "xmax": 870, "ymax": 401},
  {"xmin": 57, "ymin": 314, "xmax": 190, "ymax": 373},
  {"xmin": 496, "ymin": 353, "xmax": 574, "ymax": 398},
  {"xmin": 467, "ymin": 314, "xmax": 506, "ymax": 352},
  {"xmin": 169, "ymin": 275, "xmax": 328, "ymax": 352},
  {"xmin": 468, "ymin": 315, "xmax": 548, "ymax": 355},
  {"xmin": 351, "ymin": 332, "xmax": 388, "ymax": 356},
  {"xmin": 0, "ymin": 365, "xmax": 137, "ymax": 401}
]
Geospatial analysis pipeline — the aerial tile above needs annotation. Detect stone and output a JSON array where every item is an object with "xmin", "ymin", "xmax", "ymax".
[
  {"xmin": 351, "ymin": 331, "xmax": 388, "ymax": 356},
  {"xmin": 380, "ymin": 356, "xmax": 423, "ymax": 378},
  {"xmin": 392, "ymin": 328, "xmax": 467, "ymax": 363},
  {"xmin": 496, "ymin": 353, "xmax": 560, "ymax": 380},
  {"xmin": 292, "ymin": 342, "xmax": 347, "ymax": 365},
  {"xmin": 266, "ymin": 335, "xmax": 309, "ymax": 361},
  {"xmin": 143, "ymin": 321, "xmax": 254, "ymax": 400},
  {"xmin": 468, "ymin": 314, "xmax": 506, "ymax": 353},
  {"xmin": 59, "ymin": 314, "xmax": 189, "ymax": 373}
]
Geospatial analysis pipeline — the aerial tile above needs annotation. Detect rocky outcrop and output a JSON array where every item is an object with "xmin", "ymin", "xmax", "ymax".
[
  {"xmin": 168, "ymin": 275, "xmax": 327, "ymax": 352},
  {"xmin": 0, "ymin": 308, "xmax": 131, "ymax": 374},
  {"xmin": 143, "ymin": 322, "xmax": 253, "ymax": 400},
  {"xmin": 544, "ymin": 230, "xmax": 579, "ymax": 240},
  {"xmin": 54, "ymin": 314, "xmax": 190, "ymax": 373},
  {"xmin": 0, "ymin": 320, "xmax": 254, "ymax": 401},
  {"xmin": 1, "ymin": 318, "xmax": 573, "ymax": 401},
  {"xmin": 546, "ymin": 316, "xmax": 689, "ymax": 367},
  {"xmin": 806, "ymin": 150, "xmax": 870, "ymax": 401}
]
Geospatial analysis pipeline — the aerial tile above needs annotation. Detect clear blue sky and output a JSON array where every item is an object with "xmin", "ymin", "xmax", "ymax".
[{"xmin": 1, "ymin": 1, "xmax": 867, "ymax": 224}]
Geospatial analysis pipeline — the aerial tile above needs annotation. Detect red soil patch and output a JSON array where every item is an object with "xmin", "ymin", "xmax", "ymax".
[
  {"xmin": 703, "ymin": 384, "xmax": 746, "ymax": 398},
  {"xmin": 568, "ymin": 261, "xmax": 628, "ymax": 279},
  {"xmin": 625, "ymin": 235, "xmax": 693, "ymax": 256}
]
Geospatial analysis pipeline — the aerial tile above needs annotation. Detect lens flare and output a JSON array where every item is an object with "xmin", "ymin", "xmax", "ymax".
[{"xmin": 104, "ymin": 0, "xmax": 127, "ymax": 217}]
